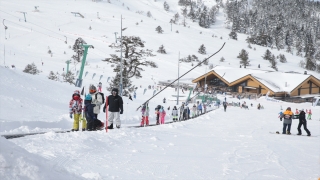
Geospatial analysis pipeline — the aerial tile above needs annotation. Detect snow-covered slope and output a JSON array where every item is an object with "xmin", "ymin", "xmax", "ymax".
[{"xmin": 0, "ymin": 0, "xmax": 319, "ymax": 179}]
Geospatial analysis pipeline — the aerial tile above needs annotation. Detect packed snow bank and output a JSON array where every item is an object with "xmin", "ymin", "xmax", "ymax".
[{"xmin": 0, "ymin": 137, "xmax": 84, "ymax": 180}]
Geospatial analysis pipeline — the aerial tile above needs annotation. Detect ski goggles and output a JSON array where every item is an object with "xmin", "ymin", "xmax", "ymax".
[{"xmin": 89, "ymin": 89, "xmax": 96, "ymax": 93}]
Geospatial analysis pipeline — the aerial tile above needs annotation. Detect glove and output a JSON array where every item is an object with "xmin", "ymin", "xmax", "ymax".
[
  {"xmin": 69, "ymin": 114, "xmax": 73, "ymax": 119},
  {"xmin": 103, "ymin": 108, "xmax": 106, "ymax": 113},
  {"xmin": 120, "ymin": 110, "xmax": 123, "ymax": 114}
]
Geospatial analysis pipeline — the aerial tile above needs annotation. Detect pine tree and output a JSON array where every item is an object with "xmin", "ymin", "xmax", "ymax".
[
  {"xmin": 155, "ymin": 26, "xmax": 164, "ymax": 34},
  {"xmin": 62, "ymin": 71, "xmax": 75, "ymax": 84},
  {"xmin": 229, "ymin": 31, "xmax": 237, "ymax": 40},
  {"xmin": 147, "ymin": 11, "xmax": 152, "ymax": 17},
  {"xmin": 262, "ymin": 49, "xmax": 272, "ymax": 61},
  {"xmin": 23, "ymin": 63, "xmax": 40, "ymax": 75},
  {"xmin": 157, "ymin": 45, "xmax": 166, "ymax": 54},
  {"xmin": 305, "ymin": 56, "xmax": 316, "ymax": 71},
  {"xmin": 72, "ymin": 37, "xmax": 86, "ymax": 63},
  {"xmin": 48, "ymin": 71, "xmax": 58, "ymax": 81},
  {"xmin": 164, "ymin": 1, "xmax": 170, "ymax": 11},
  {"xmin": 173, "ymin": 13, "xmax": 180, "ymax": 24},
  {"xmin": 103, "ymin": 36, "xmax": 157, "ymax": 80},
  {"xmin": 107, "ymin": 69, "xmax": 135, "ymax": 96},
  {"xmin": 198, "ymin": 44, "xmax": 206, "ymax": 54},
  {"xmin": 270, "ymin": 55, "xmax": 278, "ymax": 71},
  {"xmin": 279, "ymin": 54, "xmax": 287, "ymax": 63},
  {"xmin": 237, "ymin": 49, "xmax": 250, "ymax": 67},
  {"xmin": 220, "ymin": 57, "xmax": 225, "ymax": 62}
]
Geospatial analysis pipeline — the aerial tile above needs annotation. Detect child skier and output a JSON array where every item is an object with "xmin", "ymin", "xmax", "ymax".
[
  {"xmin": 159, "ymin": 106, "xmax": 166, "ymax": 124},
  {"xmin": 84, "ymin": 94, "xmax": 104, "ymax": 131},
  {"xmin": 192, "ymin": 104, "xmax": 197, "ymax": 118},
  {"xmin": 140, "ymin": 103, "xmax": 150, "ymax": 127},
  {"xmin": 97, "ymin": 82, "xmax": 102, "ymax": 92},
  {"xmin": 307, "ymin": 109, "xmax": 312, "ymax": 120},
  {"xmin": 172, "ymin": 106, "xmax": 178, "ymax": 122},
  {"xmin": 69, "ymin": 90, "xmax": 86, "ymax": 131}
]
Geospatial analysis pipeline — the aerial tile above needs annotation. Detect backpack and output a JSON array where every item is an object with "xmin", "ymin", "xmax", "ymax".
[{"xmin": 95, "ymin": 92, "xmax": 105, "ymax": 104}]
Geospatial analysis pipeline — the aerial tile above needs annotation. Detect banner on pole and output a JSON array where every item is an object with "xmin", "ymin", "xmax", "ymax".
[
  {"xmin": 143, "ymin": 88, "xmax": 147, "ymax": 95},
  {"xmin": 99, "ymin": 75, "xmax": 103, "ymax": 81},
  {"xmin": 85, "ymin": 71, "xmax": 88, "ymax": 77},
  {"xmin": 92, "ymin": 73, "xmax": 96, "ymax": 79},
  {"xmin": 153, "ymin": 90, "xmax": 156, "ymax": 95},
  {"xmin": 107, "ymin": 77, "xmax": 110, "ymax": 82}
]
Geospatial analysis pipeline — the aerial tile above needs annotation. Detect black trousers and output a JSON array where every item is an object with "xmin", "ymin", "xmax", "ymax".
[{"xmin": 297, "ymin": 120, "xmax": 311, "ymax": 135}]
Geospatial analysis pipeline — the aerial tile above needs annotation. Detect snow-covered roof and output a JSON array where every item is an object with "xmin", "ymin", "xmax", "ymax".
[
  {"xmin": 212, "ymin": 66, "xmax": 268, "ymax": 83},
  {"xmin": 252, "ymin": 72, "xmax": 310, "ymax": 93}
]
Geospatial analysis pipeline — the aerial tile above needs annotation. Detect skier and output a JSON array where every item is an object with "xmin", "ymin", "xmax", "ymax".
[
  {"xmin": 97, "ymin": 82, "xmax": 102, "ymax": 92},
  {"xmin": 278, "ymin": 111, "xmax": 283, "ymax": 121},
  {"xmin": 179, "ymin": 102, "xmax": 185, "ymax": 121},
  {"xmin": 295, "ymin": 108, "xmax": 299, "ymax": 115},
  {"xmin": 106, "ymin": 88, "xmax": 123, "ymax": 129},
  {"xmin": 183, "ymin": 106, "xmax": 188, "ymax": 120},
  {"xmin": 257, "ymin": 103, "xmax": 261, "ymax": 110},
  {"xmin": 223, "ymin": 101, "xmax": 227, "ymax": 112},
  {"xmin": 69, "ymin": 90, "xmax": 86, "ymax": 131},
  {"xmin": 172, "ymin": 106, "xmax": 178, "ymax": 122},
  {"xmin": 159, "ymin": 106, "xmax": 166, "ymax": 124},
  {"xmin": 282, "ymin": 107, "xmax": 293, "ymax": 134},
  {"xmin": 155, "ymin": 105, "xmax": 161, "ymax": 125},
  {"xmin": 197, "ymin": 102, "xmax": 202, "ymax": 115},
  {"xmin": 163, "ymin": 97, "xmax": 166, "ymax": 103},
  {"xmin": 140, "ymin": 103, "xmax": 149, "ymax": 127},
  {"xmin": 192, "ymin": 104, "xmax": 197, "ymax": 118},
  {"xmin": 89, "ymin": 85, "xmax": 103, "ymax": 119},
  {"xmin": 307, "ymin": 109, "xmax": 312, "ymax": 120},
  {"xmin": 297, "ymin": 109, "xmax": 311, "ymax": 136},
  {"xmin": 203, "ymin": 103, "xmax": 207, "ymax": 113},
  {"xmin": 134, "ymin": 92, "xmax": 136, "ymax": 99},
  {"xmin": 84, "ymin": 94, "xmax": 104, "ymax": 131}
]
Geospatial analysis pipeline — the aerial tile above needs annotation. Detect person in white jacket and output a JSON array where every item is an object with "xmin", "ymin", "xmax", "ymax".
[
  {"xmin": 172, "ymin": 106, "xmax": 178, "ymax": 122},
  {"xmin": 89, "ymin": 85, "xmax": 104, "ymax": 119}
]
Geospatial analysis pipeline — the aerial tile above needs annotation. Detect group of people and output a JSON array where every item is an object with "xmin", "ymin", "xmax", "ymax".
[
  {"xmin": 69, "ymin": 85, "xmax": 123, "ymax": 131},
  {"xmin": 294, "ymin": 108, "xmax": 312, "ymax": 120},
  {"xmin": 139, "ymin": 101, "xmax": 211, "ymax": 127},
  {"xmin": 280, "ymin": 107, "xmax": 311, "ymax": 136}
]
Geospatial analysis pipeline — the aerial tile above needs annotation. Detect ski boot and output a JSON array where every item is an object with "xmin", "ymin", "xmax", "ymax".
[
  {"xmin": 116, "ymin": 125, "xmax": 121, "ymax": 129},
  {"xmin": 286, "ymin": 131, "xmax": 291, "ymax": 135},
  {"xmin": 107, "ymin": 124, "xmax": 113, "ymax": 129}
]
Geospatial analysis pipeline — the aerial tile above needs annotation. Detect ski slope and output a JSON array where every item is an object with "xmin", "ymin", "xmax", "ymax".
[{"xmin": 0, "ymin": 0, "xmax": 319, "ymax": 179}]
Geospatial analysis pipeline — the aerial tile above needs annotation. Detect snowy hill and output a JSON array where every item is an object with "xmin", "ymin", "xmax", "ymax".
[{"xmin": 0, "ymin": 0, "xmax": 320, "ymax": 179}]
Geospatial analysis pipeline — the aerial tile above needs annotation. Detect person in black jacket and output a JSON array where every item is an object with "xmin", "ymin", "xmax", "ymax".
[
  {"xmin": 297, "ymin": 109, "xmax": 311, "ymax": 136},
  {"xmin": 104, "ymin": 88, "xmax": 123, "ymax": 129}
]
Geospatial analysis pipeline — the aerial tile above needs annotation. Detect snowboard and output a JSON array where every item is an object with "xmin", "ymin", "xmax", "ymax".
[{"xmin": 269, "ymin": 132, "xmax": 316, "ymax": 137}]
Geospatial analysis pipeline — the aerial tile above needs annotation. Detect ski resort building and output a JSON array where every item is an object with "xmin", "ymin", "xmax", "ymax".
[{"xmin": 192, "ymin": 66, "xmax": 320, "ymax": 101}]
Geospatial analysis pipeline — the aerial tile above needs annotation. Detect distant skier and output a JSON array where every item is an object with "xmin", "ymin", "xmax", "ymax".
[
  {"xmin": 179, "ymin": 102, "xmax": 185, "ymax": 121},
  {"xmin": 172, "ymin": 106, "xmax": 178, "ymax": 122},
  {"xmin": 163, "ymin": 97, "xmax": 166, "ymax": 103},
  {"xmin": 140, "ymin": 103, "xmax": 149, "ymax": 127},
  {"xmin": 97, "ymin": 82, "xmax": 102, "ymax": 92},
  {"xmin": 159, "ymin": 106, "xmax": 166, "ymax": 124},
  {"xmin": 197, "ymin": 102, "xmax": 202, "ymax": 115},
  {"xmin": 192, "ymin": 104, "xmax": 197, "ymax": 118},
  {"xmin": 278, "ymin": 111, "xmax": 283, "ymax": 121},
  {"xmin": 295, "ymin": 108, "xmax": 299, "ymax": 115},
  {"xmin": 223, "ymin": 101, "xmax": 227, "ymax": 112},
  {"xmin": 155, "ymin": 105, "xmax": 161, "ymax": 125},
  {"xmin": 69, "ymin": 90, "xmax": 86, "ymax": 131},
  {"xmin": 134, "ymin": 92, "xmax": 136, "ymax": 99},
  {"xmin": 307, "ymin": 109, "xmax": 312, "ymax": 120}
]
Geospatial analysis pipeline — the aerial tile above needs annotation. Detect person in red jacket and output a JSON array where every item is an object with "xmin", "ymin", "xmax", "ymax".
[{"xmin": 69, "ymin": 90, "xmax": 86, "ymax": 131}]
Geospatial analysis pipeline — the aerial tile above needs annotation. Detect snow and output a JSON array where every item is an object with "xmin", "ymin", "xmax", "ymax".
[{"xmin": 0, "ymin": 0, "xmax": 319, "ymax": 179}]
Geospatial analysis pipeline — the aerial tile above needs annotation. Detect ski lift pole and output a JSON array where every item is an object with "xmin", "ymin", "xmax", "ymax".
[
  {"xmin": 66, "ymin": 60, "xmax": 71, "ymax": 73},
  {"xmin": 75, "ymin": 44, "xmax": 94, "ymax": 87},
  {"xmin": 136, "ymin": 42, "xmax": 226, "ymax": 111},
  {"xmin": 3, "ymin": 19, "xmax": 7, "ymax": 39}
]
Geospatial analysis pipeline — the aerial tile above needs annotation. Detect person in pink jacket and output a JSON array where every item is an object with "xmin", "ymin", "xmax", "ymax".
[{"xmin": 159, "ymin": 106, "xmax": 166, "ymax": 124}]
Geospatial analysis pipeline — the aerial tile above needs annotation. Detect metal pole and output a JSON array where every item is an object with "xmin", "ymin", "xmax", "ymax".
[
  {"xmin": 120, "ymin": 15, "xmax": 123, "ymax": 96},
  {"xmin": 75, "ymin": 44, "xmax": 93, "ymax": 87},
  {"xmin": 177, "ymin": 52, "xmax": 180, "ymax": 105},
  {"xmin": 66, "ymin": 60, "xmax": 71, "ymax": 73}
]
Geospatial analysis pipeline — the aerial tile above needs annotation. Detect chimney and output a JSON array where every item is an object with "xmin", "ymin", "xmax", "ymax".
[{"xmin": 304, "ymin": 71, "xmax": 307, "ymax": 75}]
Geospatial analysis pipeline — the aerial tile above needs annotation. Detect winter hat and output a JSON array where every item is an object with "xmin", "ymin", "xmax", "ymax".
[
  {"xmin": 74, "ymin": 90, "xmax": 80, "ymax": 95},
  {"xmin": 85, "ymin": 94, "xmax": 92, "ymax": 101},
  {"xmin": 286, "ymin": 107, "xmax": 291, "ymax": 111},
  {"xmin": 89, "ymin": 85, "xmax": 97, "ymax": 93},
  {"xmin": 300, "ymin": 108, "xmax": 304, "ymax": 112},
  {"xmin": 112, "ymin": 88, "xmax": 119, "ymax": 94}
]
